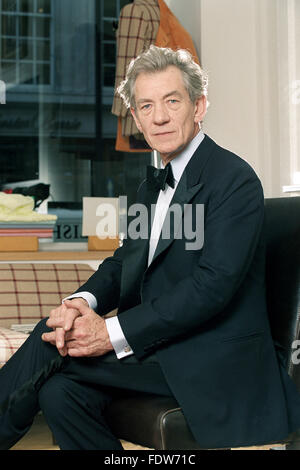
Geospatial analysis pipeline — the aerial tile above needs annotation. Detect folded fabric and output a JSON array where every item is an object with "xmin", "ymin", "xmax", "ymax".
[{"xmin": 0, "ymin": 192, "xmax": 56, "ymax": 222}]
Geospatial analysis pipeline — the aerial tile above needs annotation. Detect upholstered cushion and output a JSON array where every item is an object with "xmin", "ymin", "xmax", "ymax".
[
  {"xmin": 0, "ymin": 263, "xmax": 95, "ymax": 329},
  {"xmin": 0, "ymin": 327, "xmax": 28, "ymax": 367}
]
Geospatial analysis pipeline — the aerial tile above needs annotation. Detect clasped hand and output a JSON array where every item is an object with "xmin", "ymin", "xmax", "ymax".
[{"xmin": 42, "ymin": 298, "xmax": 113, "ymax": 358}]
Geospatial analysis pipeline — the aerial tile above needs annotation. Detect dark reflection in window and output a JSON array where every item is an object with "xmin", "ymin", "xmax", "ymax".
[
  {"xmin": 103, "ymin": 66, "xmax": 116, "ymax": 87},
  {"xmin": 19, "ymin": 61, "xmax": 34, "ymax": 83},
  {"xmin": 103, "ymin": 20, "xmax": 115, "ymax": 41},
  {"xmin": 2, "ymin": 38, "xmax": 17, "ymax": 59},
  {"xmin": 2, "ymin": 14, "xmax": 17, "ymax": 35},
  {"xmin": 19, "ymin": 38, "xmax": 34, "ymax": 60},
  {"xmin": 37, "ymin": 0, "xmax": 51, "ymax": 14},
  {"xmin": 2, "ymin": 0, "xmax": 17, "ymax": 12},
  {"xmin": 103, "ymin": 0, "xmax": 116, "ymax": 18},
  {"xmin": 20, "ymin": 0, "xmax": 34, "ymax": 13},
  {"xmin": 36, "ymin": 62, "xmax": 50, "ymax": 84},
  {"xmin": 36, "ymin": 39, "xmax": 50, "ymax": 60},
  {"xmin": 36, "ymin": 17, "xmax": 50, "ymax": 37}
]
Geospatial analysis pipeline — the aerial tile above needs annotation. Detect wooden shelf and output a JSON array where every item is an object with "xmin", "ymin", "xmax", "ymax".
[{"xmin": 0, "ymin": 250, "xmax": 114, "ymax": 261}]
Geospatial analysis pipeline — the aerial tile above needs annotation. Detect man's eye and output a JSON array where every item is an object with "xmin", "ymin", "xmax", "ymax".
[
  {"xmin": 141, "ymin": 104, "xmax": 151, "ymax": 110},
  {"xmin": 168, "ymin": 99, "xmax": 179, "ymax": 106}
]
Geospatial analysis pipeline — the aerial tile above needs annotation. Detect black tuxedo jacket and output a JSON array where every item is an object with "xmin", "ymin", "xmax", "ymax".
[{"xmin": 77, "ymin": 135, "xmax": 300, "ymax": 448}]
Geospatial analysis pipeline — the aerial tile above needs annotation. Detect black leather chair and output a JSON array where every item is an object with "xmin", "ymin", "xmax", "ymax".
[{"xmin": 105, "ymin": 196, "xmax": 300, "ymax": 450}]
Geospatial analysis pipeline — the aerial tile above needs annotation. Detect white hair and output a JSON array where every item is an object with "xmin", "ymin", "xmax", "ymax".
[{"xmin": 117, "ymin": 45, "xmax": 208, "ymax": 109}]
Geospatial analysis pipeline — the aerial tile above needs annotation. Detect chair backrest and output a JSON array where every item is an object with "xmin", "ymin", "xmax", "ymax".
[{"xmin": 264, "ymin": 197, "xmax": 300, "ymax": 389}]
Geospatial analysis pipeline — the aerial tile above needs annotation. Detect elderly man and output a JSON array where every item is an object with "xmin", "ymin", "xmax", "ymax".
[{"xmin": 1, "ymin": 46, "xmax": 300, "ymax": 450}]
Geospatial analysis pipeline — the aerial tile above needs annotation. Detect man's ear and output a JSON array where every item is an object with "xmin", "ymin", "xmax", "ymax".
[
  {"xmin": 194, "ymin": 95, "xmax": 207, "ymax": 124},
  {"xmin": 130, "ymin": 107, "xmax": 143, "ymax": 133}
]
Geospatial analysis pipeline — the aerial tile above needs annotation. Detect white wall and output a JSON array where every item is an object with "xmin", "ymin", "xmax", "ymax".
[
  {"xmin": 165, "ymin": 0, "xmax": 300, "ymax": 198},
  {"xmin": 165, "ymin": 0, "xmax": 201, "ymax": 58}
]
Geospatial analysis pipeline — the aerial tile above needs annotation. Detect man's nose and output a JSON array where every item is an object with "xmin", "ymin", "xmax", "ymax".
[{"xmin": 153, "ymin": 103, "xmax": 170, "ymax": 124}]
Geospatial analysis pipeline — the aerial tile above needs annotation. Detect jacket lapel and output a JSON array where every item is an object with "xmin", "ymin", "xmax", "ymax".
[
  {"xmin": 150, "ymin": 135, "xmax": 214, "ymax": 265},
  {"xmin": 119, "ymin": 135, "xmax": 215, "ymax": 308},
  {"xmin": 119, "ymin": 182, "xmax": 159, "ymax": 311}
]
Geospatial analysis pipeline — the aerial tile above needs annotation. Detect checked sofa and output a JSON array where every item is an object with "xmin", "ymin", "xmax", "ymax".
[{"xmin": 0, "ymin": 263, "xmax": 95, "ymax": 368}]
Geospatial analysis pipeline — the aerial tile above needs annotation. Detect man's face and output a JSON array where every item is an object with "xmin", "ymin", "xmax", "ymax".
[{"xmin": 131, "ymin": 66, "xmax": 206, "ymax": 163}]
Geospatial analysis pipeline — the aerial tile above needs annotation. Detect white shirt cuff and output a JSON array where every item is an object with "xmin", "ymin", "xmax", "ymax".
[
  {"xmin": 105, "ymin": 315, "xmax": 133, "ymax": 359},
  {"xmin": 62, "ymin": 291, "xmax": 98, "ymax": 311}
]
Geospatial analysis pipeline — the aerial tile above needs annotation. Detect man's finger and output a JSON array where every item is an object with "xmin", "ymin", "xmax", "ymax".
[
  {"xmin": 42, "ymin": 331, "xmax": 55, "ymax": 343},
  {"xmin": 46, "ymin": 316, "xmax": 65, "ymax": 329},
  {"xmin": 42, "ymin": 329, "xmax": 68, "ymax": 357},
  {"xmin": 55, "ymin": 327, "xmax": 65, "ymax": 349},
  {"xmin": 64, "ymin": 299, "xmax": 91, "ymax": 316},
  {"xmin": 46, "ymin": 303, "xmax": 68, "ymax": 329},
  {"xmin": 62, "ymin": 308, "xmax": 81, "ymax": 331},
  {"xmin": 55, "ymin": 327, "xmax": 68, "ymax": 356},
  {"xmin": 46, "ymin": 302, "xmax": 81, "ymax": 332}
]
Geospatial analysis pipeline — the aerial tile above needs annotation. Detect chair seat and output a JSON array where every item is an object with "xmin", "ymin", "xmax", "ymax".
[
  {"xmin": 105, "ymin": 198, "xmax": 300, "ymax": 451},
  {"xmin": 105, "ymin": 392, "xmax": 300, "ymax": 450},
  {"xmin": 105, "ymin": 394, "xmax": 203, "ymax": 450}
]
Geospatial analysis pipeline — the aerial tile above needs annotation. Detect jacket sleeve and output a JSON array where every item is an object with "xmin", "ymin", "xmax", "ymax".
[{"xmin": 74, "ymin": 245, "xmax": 124, "ymax": 315}]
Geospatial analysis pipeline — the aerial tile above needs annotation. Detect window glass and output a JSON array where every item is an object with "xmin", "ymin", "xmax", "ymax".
[
  {"xmin": 2, "ymin": 0, "xmax": 17, "ymax": 12},
  {"xmin": 2, "ymin": 37, "xmax": 17, "ymax": 59},
  {"xmin": 103, "ymin": 0, "xmax": 116, "ymax": 18},
  {"xmin": 36, "ymin": 17, "xmax": 50, "ymax": 38},
  {"xmin": 2, "ymin": 14, "xmax": 17, "ymax": 35},
  {"xmin": 19, "ymin": 15, "xmax": 34, "ymax": 36},
  {"xmin": 20, "ymin": 0, "xmax": 34, "ymax": 13},
  {"xmin": 1, "ymin": 60, "xmax": 16, "ymax": 81},
  {"xmin": 19, "ymin": 61, "xmax": 34, "ymax": 83},
  {"xmin": 103, "ymin": 19, "xmax": 115, "ymax": 41},
  {"xmin": 36, "ymin": 0, "xmax": 51, "ymax": 14},
  {"xmin": 0, "ymin": 0, "xmax": 151, "ymax": 244},
  {"xmin": 36, "ymin": 39, "xmax": 50, "ymax": 60},
  {"xmin": 19, "ymin": 38, "xmax": 34, "ymax": 60}
]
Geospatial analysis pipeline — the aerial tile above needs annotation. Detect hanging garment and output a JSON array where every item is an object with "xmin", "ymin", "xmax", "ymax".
[
  {"xmin": 112, "ymin": 0, "xmax": 160, "ymax": 152},
  {"xmin": 112, "ymin": 0, "xmax": 200, "ymax": 152}
]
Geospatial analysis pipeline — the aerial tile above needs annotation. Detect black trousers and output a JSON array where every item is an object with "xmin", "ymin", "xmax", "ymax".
[{"xmin": 0, "ymin": 319, "xmax": 173, "ymax": 450}]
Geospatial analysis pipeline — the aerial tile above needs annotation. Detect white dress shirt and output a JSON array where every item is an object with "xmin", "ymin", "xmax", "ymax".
[{"xmin": 67, "ymin": 129, "xmax": 205, "ymax": 359}]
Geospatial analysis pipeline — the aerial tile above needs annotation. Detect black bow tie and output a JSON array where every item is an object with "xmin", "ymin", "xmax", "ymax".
[{"xmin": 147, "ymin": 163, "xmax": 175, "ymax": 191}]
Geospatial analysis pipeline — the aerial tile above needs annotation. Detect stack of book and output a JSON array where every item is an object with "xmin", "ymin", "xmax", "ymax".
[
  {"xmin": 0, "ymin": 192, "xmax": 57, "ymax": 251},
  {"xmin": 0, "ymin": 220, "xmax": 57, "ymax": 252},
  {"xmin": 0, "ymin": 221, "xmax": 56, "ymax": 239}
]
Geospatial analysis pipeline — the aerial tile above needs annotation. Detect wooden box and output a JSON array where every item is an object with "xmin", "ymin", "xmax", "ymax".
[
  {"xmin": 88, "ymin": 236, "xmax": 119, "ymax": 251},
  {"xmin": 0, "ymin": 236, "xmax": 38, "ymax": 252}
]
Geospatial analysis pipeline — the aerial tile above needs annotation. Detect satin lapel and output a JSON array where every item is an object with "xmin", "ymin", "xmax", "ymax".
[
  {"xmin": 150, "ymin": 173, "xmax": 203, "ymax": 264},
  {"xmin": 119, "ymin": 183, "xmax": 159, "ymax": 310},
  {"xmin": 150, "ymin": 136, "xmax": 214, "ymax": 265}
]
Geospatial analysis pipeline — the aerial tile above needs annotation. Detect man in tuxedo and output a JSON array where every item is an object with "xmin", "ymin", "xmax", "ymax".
[{"xmin": 1, "ymin": 45, "xmax": 300, "ymax": 450}]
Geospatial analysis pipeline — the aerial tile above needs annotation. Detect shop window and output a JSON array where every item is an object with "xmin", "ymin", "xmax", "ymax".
[
  {"xmin": 0, "ymin": 0, "xmax": 52, "ymax": 86},
  {"xmin": 0, "ymin": 0, "xmax": 151, "ymax": 244}
]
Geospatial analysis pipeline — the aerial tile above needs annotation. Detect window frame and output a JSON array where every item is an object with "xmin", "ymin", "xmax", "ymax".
[{"xmin": 0, "ymin": 0, "xmax": 54, "ymax": 90}]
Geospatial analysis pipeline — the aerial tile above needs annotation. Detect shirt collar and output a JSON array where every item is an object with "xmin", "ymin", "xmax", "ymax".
[{"xmin": 161, "ymin": 129, "xmax": 205, "ymax": 184}]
